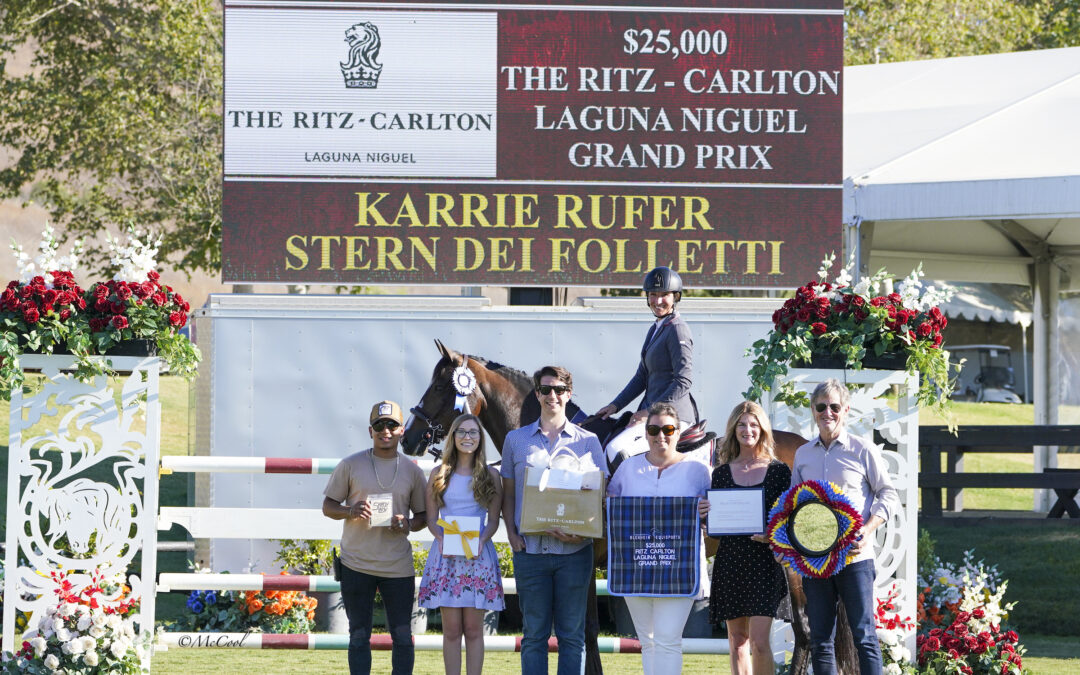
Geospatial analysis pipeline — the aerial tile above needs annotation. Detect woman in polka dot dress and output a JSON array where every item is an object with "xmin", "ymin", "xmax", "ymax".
[{"xmin": 703, "ymin": 401, "xmax": 791, "ymax": 674}]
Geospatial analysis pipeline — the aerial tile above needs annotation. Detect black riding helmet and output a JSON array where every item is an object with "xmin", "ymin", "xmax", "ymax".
[{"xmin": 643, "ymin": 266, "xmax": 683, "ymax": 302}]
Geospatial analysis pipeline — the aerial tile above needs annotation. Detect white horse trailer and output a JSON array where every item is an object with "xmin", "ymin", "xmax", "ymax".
[{"xmin": 187, "ymin": 293, "xmax": 779, "ymax": 573}]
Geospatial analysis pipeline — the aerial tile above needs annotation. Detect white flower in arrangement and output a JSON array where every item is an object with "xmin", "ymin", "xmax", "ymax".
[
  {"xmin": 109, "ymin": 636, "xmax": 130, "ymax": 659},
  {"xmin": 92, "ymin": 611, "xmax": 108, "ymax": 628},
  {"xmin": 43, "ymin": 653, "xmax": 60, "ymax": 671},
  {"xmin": 57, "ymin": 601, "xmax": 77, "ymax": 618},
  {"xmin": 106, "ymin": 613, "xmax": 122, "ymax": 630},
  {"xmin": 106, "ymin": 228, "xmax": 162, "ymax": 283},
  {"xmin": 817, "ymin": 251, "xmax": 837, "ymax": 280},
  {"xmin": 82, "ymin": 650, "xmax": 100, "ymax": 667},
  {"xmin": 29, "ymin": 636, "xmax": 47, "ymax": 657},
  {"xmin": 888, "ymin": 644, "xmax": 907, "ymax": 662},
  {"xmin": 876, "ymin": 627, "xmax": 897, "ymax": 645},
  {"xmin": 88, "ymin": 624, "xmax": 106, "ymax": 638},
  {"xmin": 62, "ymin": 636, "xmax": 85, "ymax": 654},
  {"xmin": 136, "ymin": 643, "xmax": 150, "ymax": 661},
  {"xmin": 54, "ymin": 625, "xmax": 71, "ymax": 642},
  {"xmin": 884, "ymin": 663, "xmax": 901, "ymax": 675},
  {"xmin": 80, "ymin": 635, "xmax": 97, "ymax": 652},
  {"xmin": 76, "ymin": 613, "xmax": 92, "ymax": 631},
  {"xmin": 9, "ymin": 224, "xmax": 84, "ymax": 284},
  {"xmin": 852, "ymin": 277, "xmax": 873, "ymax": 298}
]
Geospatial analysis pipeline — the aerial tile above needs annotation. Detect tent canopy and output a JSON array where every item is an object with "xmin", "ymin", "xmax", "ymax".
[{"xmin": 844, "ymin": 46, "xmax": 1080, "ymax": 289}]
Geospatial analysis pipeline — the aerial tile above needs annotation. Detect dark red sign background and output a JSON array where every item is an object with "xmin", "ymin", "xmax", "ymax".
[{"xmin": 223, "ymin": 2, "xmax": 842, "ymax": 287}]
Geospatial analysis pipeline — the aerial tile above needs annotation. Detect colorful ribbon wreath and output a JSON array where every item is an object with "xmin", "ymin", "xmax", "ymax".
[{"xmin": 766, "ymin": 480, "xmax": 863, "ymax": 579}]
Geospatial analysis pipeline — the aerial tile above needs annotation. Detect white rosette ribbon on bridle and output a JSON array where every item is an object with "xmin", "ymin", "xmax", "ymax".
[{"xmin": 452, "ymin": 365, "xmax": 477, "ymax": 413}]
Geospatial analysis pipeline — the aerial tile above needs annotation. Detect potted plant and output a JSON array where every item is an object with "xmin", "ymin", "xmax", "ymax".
[
  {"xmin": 745, "ymin": 253, "xmax": 959, "ymax": 419},
  {"xmin": 1, "ymin": 226, "xmax": 199, "ymax": 399},
  {"xmin": 274, "ymin": 539, "xmax": 344, "ymax": 632}
]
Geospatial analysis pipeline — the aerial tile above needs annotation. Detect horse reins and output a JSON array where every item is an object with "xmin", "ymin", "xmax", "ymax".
[{"xmin": 408, "ymin": 404, "xmax": 446, "ymax": 460}]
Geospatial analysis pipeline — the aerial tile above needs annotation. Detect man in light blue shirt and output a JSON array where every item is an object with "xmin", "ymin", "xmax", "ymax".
[
  {"xmin": 791, "ymin": 378, "xmax": 899, "ymax": 675},
  {"xmin": 501, "ymin": 365, "xmax": 605, "ymax": 675}
]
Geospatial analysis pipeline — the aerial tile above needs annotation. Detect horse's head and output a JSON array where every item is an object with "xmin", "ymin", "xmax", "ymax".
[{"xmin": 402, "ymin": 340, "xmax": 484, "ymax": 457}]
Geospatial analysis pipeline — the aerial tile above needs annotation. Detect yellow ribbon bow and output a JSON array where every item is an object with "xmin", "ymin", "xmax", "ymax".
[{"xmin": 437, "ymin": 518, "xmax": 480, "ymax": 559}]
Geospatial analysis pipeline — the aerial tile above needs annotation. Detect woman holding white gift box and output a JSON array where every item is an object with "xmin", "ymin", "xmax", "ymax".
[
  {"xmin": 607, "ymin": 401, "xmax": 711, "ymax": 675},
  {"xmin": 418, "ymin": 413, "xmax": 505, "ymax": 675}
]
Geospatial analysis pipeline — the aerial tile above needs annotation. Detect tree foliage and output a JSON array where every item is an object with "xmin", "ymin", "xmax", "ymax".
[
  {"xmin": 845, "ymin": 0, "xmax": 1047, "ymax": 65},
  {"xmin": 0, "ymin": 1, "xmax": 222, "ymax": 276}
]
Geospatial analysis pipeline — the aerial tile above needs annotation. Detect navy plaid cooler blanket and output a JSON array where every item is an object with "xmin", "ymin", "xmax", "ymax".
[{"xmin": 606, "ymin": 496, "xmax": 701, "ymax": 597}]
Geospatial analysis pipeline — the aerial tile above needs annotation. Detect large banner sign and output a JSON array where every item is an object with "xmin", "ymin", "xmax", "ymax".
[{"xmin": 222, "ymin": 1, "xmax": 843, "ymax": 287}]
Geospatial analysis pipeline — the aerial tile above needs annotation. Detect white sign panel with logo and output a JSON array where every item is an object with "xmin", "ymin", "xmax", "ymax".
[{"xmin": 224, "ymin": 10, "xmax": 497, "ymax": 177}]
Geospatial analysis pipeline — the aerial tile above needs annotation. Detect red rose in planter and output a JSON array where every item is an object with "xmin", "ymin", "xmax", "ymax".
[
  {"xmin": 116, "ymin": 284, "xmax": 133, "ymax": 300},
  {"xmin": 59, "ymin": 309, "xmax": 72, "ymax": 321},
  {"xmin": 110, "ymin": 301, "xmax": 126, "ymax": 314},
  {"xmin": 796, "ymin": 308, "xmax": 812, "ymax": 323},
  {"xmin": 22, "ymin": 306, "xmax": 40, "ymax": 324},
  {"xmin": 111, "ymin": 315, "xmax": 129, "ymax": 330},
  {"xmin": 169, "ymin": 311, "xmax": 186, "ymax": 327},
  {"xmin": 811, "ymin": 322, "xmax": 828, "ymax": 335},
  {"xmin": 917, "ymin": 322, "xmax": 934, "ymax": 338}
]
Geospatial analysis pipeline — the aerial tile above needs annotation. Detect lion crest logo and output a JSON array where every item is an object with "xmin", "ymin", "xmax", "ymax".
[
  {"xmin": 556, "ymin": 503, "xmax": 566, "ymax": 517},
  {"xmin": 340, "ymin": 22, "xmax": 383, "ymax": 88}
]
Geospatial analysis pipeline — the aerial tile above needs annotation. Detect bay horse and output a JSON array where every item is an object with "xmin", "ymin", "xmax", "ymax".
[{"xmin": 402, "ymin": 340, "xmax": 856, "ymax": 674}]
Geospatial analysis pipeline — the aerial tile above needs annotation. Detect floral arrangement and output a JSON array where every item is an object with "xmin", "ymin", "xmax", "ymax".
[
  {"xmin": 1, "ymin": 226, "xmax": 200, "ymax": 399},
  {"xmin": 766, "ymin": 480, "xmax": 863, "ymax": 579},
  {"xmin": 876, "ymin": 584, "xmax": 917, "ymax": 675},
  {"xmin": 239, "ymin": 583, "xmax": 317, "ymax": 634},
  {"xmin": 182, "ymin": 588, "xmax": 248, "ymax": 633},
  {"xmin": 745, "ymin": 253, "xmax": 958, "ymax": 416},
  {"xmin": 181, "ymin": 573, "xmax": 317, "ymax": 634},
  {"xmin": 917, "ymin": 550, "xmax": 1027, "ymax": 674},
  {"xmin": 0, "ymin": 569, "xmax": 151, "ymax": 674}
]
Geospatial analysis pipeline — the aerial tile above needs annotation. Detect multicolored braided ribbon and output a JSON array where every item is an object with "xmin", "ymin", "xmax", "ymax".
[{"xmin": 766, "ymin": 480, "xmax": 863, "ymax": 579}]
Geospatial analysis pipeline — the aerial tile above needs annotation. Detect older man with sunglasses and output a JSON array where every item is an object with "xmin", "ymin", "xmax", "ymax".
[
  {"xmin": 501, "ymin": 366, "xmax": 606, "ymax": 675},
  {"xmin": 323, "ymin": 400, "xmax": 428, "ymax": 675},
  {"xmin": 790, "ymin": 379, "xmax": 899, "ymax": 675}
]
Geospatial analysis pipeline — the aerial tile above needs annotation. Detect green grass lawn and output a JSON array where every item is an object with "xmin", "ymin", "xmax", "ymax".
[{"xmin": 148, "ymin": 646, "xmax": 1080, "ymax": 674}]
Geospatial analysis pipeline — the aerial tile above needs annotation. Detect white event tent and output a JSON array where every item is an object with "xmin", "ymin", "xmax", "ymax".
[{"xmin": 843, "ymin": 47, "xmax": 1080, "ymax": 506}]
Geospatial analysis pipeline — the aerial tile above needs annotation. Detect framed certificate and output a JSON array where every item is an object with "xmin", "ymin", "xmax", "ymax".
[{"xmin": 706, "ymin": 487, "xmax": 766, "ymax": 536}]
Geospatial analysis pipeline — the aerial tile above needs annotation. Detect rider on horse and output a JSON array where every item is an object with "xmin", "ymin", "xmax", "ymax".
[{"xmin": 595, "ymin": 266, "xmax": 699, "ymax": 469}]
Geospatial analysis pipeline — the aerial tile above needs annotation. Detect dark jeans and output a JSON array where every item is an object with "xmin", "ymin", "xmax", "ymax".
[
  {"xmin": 802, "ymin": 558, "xmax": 883, "ymax": 675},
  {"xmin": 513, "ymin": 544, "xmax": 593, "ymax": 675},
  {"xmin": 340, "ymin": 565, "xmax": 415, "ymax": 675}
]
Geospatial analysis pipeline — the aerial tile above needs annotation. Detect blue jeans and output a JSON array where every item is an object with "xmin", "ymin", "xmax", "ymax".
[
  {"xmin": 340, "ymin": 565, "xmax": 415, "ymax": 675},
  {"xmin": 513, "ymin": 544, "xmax": 593, "ymax": 675},
  {"xmin": 802, "ymin": 559, "xmax": 883, "ymax": 675}
]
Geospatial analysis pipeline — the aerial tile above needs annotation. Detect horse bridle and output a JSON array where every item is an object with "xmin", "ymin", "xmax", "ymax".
[{"xmin": 408, "ymin": 404, "xmax": 445, "ymax": 460}]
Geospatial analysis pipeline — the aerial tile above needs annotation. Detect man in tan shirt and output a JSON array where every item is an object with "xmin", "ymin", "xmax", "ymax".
[{"xmin": 324, "ymin": 400, "xmax": 427, "ymax": 675}]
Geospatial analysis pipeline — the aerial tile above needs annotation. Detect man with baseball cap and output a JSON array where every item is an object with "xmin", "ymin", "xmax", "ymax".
[{"xmin": 324, "ymin": 400, "xmax": 427, "ymax": 675}]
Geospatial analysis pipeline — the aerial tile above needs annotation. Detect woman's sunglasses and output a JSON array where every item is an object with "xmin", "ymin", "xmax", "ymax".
[
  {"xmin": 646, "ymin": 424, "xmax": 678, "ymax": 437},
  {"xmin": 371, "ymin": 419, "xmax": 400, "ymax": 432},
  {"xmin": 536, "ymin": 384, "xmax": 570, "ymax": 395},
  {"xmin": 814, "ymin": 403, "xmax": 843, "ymax": 414}
]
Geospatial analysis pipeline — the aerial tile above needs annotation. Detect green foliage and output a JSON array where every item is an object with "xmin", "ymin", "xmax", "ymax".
[
  {"xmin": 845, "ymin": 0, "xmax": 1045, "ymax": 65},
  {"xmin": 275, "ymin": 539, "xmax": 334, "ymax": 576},
  {"xmin": 0, "ymin": 1, "xmax": 223, "ymax": 275}
]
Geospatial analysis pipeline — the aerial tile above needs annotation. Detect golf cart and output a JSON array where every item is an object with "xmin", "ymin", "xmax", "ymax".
[{"xmin": 950, "ymin": 344, "xmax": 1023, "ymax": 403}]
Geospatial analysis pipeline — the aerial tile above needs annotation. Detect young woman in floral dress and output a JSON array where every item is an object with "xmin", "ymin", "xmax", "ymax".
[{"xmin": 417, "ymin": 413, "xmax": 505, "ymax": 675}]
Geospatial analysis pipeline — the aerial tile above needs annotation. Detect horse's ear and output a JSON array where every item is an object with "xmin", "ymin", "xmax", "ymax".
[{"xmin": 436, "ymin": 339, "xmax": 464, "ymax": 366}]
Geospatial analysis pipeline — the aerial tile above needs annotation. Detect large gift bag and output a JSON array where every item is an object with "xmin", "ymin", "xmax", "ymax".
[{"xmin": 520, "ymin": 447, "xmax": 604, "ymax": 538}]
